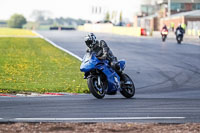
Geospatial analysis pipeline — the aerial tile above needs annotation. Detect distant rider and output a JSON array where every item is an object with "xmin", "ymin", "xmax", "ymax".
[
  {"xmin": 175, "ymin": 24, "xmax": 185, "ymax": 36},
  {"xmin": 84, "ymin": 33, "xmax": 128, "ymax": 83},
  {"xmin": 161, "ymin": 25, "xmax": 168, "ymax": 34}
]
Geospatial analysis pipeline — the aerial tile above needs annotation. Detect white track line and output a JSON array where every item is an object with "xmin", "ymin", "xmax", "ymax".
[
  {"xmin": 32, "ymin": 31, "xmax": 82, "ymax": 61},
  {"xmin": 0, "ymin": 117, "xmax": 185, "ymax": 121}
]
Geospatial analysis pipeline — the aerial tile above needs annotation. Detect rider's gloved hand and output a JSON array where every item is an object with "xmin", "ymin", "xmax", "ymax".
[{"xmin": 97, "ymin": 55, "xmax": 106, "ymax": 60}]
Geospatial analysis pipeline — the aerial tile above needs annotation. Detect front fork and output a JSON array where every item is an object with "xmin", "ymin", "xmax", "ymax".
[
  {"xmin": 84, "ymin": 70, "xmax": 101, "ymax": 86},
  {"xmin": 84, "ymin": 71, "xmax": 106, "ymax": 92},
  {"xmin": 97, "ymin": 76, "xmax": 101, "ymax": 86}
]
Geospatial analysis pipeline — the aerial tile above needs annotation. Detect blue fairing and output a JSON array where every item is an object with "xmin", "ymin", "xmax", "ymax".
[
  {"xmin": 119, "ymin": 60, "xmax": 126, "ymax": 71},
  {"xmin": 80, "ymin": 53, "xmax": 97, "ymax": 73},
  {"xmin": 80, "ymin": 52, "xmax": 124, "ymax": 93}
]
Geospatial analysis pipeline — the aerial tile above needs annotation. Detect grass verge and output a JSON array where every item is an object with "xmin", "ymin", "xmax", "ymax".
[
  {"xmin": 0, "ymin": 37, "xmax": 88, "ymax": 94},
  {"xmin": 0, "ymin": 28, "xmax": 36, "ymax": 36}
]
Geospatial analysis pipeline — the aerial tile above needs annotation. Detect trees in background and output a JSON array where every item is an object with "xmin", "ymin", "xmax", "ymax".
[
  {"xmin": 8, "ymin": 14, "xmax": 27, "ymax": 28},
  {"xmin": 30, "ymin": 10, "xmax": 88, "ymax": 27},
  {"xmin": 119, "ymin": 11, "xmax": 123, "ymax": 26},
  {"xmin": 105, "ymin": 12, "xmax": 110, "ymax": 21},
  {"xmin": 30, "ymin": 10, "xmax": 52, "ymax": 24},
  {"xmin": 119, "ymin": 11, "xmax": 122, "ymax": 22},
  {"xmin": 104, "ymin": 11, "xmax": 124, "ymax": 25}
]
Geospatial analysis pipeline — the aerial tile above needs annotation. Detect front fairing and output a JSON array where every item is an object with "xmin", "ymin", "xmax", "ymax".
[
  {"xmin": 177, "ymin": 30, "xmax": 182, "ymax": 35},
  {"xmin": 80, "ymin": 52, "xmax": 100, "ymax": 73},
  {"xmin": 161, "ymin": 31, "xmax": 168, "ymax": 35}
]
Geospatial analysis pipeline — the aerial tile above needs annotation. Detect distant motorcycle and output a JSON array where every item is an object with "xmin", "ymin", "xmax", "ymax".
[
  {"xmin": 161, "ymin": 29, "xmax": 168, "ymax": 42},
  {"xmin": 80, "ymin": 52, "xmax": 135, "ymax": 99},
  {"xmin": 176, "ymin": 29, "xmax": 184, "ymax": 44}
]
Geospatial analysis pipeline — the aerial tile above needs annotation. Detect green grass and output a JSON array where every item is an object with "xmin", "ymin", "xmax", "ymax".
[
  {"xmin": 0, "ymin": 28, "xmax": 36, "ymax": 36},
  {"xmin": 0, "ymin": 37, "xmax": 88, "ymax": 94}
]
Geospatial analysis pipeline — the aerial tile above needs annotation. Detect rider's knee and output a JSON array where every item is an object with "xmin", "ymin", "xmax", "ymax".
[{"xmin": 111, "ymin": 61, "xmax": 122, "ymax": 73}]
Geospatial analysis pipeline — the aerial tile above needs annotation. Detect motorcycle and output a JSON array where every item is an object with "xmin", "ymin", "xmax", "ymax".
[
  {"xmin": 176, "ymin": 29, "xmax": 183, "ymax": 44},
  {"xmin": 80, "ymin": 52, "xmax": 135, "ymax": 99},
  {"xmin": 161, "ymin": 29, "xmax": 168, "ymax": 42}
]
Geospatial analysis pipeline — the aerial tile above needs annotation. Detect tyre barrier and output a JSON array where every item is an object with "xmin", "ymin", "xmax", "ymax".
[{"xmin": 50, "ymin": 27, "xmax": 75, "ymax": 30}]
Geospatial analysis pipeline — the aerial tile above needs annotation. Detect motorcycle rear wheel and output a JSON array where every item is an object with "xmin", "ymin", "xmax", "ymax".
[
  {"xmin": 120, "ymin": 74, "xmax": 135, "ymax": 98},
  {"xmin": 87, "ymin": 76, "xmax": 106, "ymax": 99}
]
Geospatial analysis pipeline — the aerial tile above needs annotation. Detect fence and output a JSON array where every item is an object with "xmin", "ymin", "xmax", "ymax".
[{"xmin": 187, "ymin": 21, "xmax": 200, "ymax": 36}]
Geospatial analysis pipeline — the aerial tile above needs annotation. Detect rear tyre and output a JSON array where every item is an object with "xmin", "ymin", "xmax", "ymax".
[
  {"xmin": 120, "ymin": 74, "xmax": 135, "ymax": 98},
  {"xmin": 87, "ymin": 76, "xmax": 107, "ymax": 99}
]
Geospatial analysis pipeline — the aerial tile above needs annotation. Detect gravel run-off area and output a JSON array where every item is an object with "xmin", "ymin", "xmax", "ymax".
[{"xmin": 0, "ymin": 123, "xmax": 200, "ymax": 133}]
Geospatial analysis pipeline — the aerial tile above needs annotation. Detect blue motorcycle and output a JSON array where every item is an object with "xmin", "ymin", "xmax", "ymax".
[{"xmin": 80, "ymin": 52, "xmax": 135, "ymax": 99}]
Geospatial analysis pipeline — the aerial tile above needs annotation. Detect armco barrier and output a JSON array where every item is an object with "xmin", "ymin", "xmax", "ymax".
[
  {"xmin": 112, "ymin": 26, "xmax": 141, "ymax": 37},
  {"xmin": 187, "ymin": 29, "xmax": 200, "ymax": 37},
  {"xmin": 83, "ymin": 23, "xmax": 113, "ymax": 33},
  {"xmin": 78, "ymin": 26, "xmax": 84, "ymax": 31},
  {"xmin": 78, "ymin": 24, "xmax": 141, "ymax": 37}
]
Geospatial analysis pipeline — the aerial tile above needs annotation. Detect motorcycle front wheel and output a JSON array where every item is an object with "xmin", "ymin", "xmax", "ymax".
[
  {"xmin": 120, "ymin": 74, "xmax": 135, "ymax": 98},
  {"xmin": 177, "ymin": 36, "xmax": 182, "ymax": 44},
  {"xmin": 87, "ymin": 76, "xmax": 107, "ymax": 99},
  {"xmin": 162, "ymin": 35, "xmax": 166, "ymax": 42}
]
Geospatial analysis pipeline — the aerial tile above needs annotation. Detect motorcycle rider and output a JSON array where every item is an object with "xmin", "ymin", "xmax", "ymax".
[
  {"xmin": 84, "ymin": 33, "xmax": 128, "ymax": 85},
  {"xmin": 175, "ymin": 24, "xmax": 185, "ymax": 43},
  {"xmin": 175, "ymin": 24, "xmax": 185, "ymax": 36},
  {"xmin": 161, "ymin": 25, "xmax": 168, "ymax": 41},
  {"xmin": 161, "ymin": 24, "xmax": 168, "ymax": 33}
]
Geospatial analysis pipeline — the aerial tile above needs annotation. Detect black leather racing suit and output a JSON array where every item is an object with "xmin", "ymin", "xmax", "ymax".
[
  {"xmin": 175, "ymin": 26, "xmax": 185, "ymax": 41},
  {"xmin": 175, "ymin": 27, "xmax": 185, "ymax": 35},
  {"xmin": 86, "ymin": 40, "xmax": 120, "ymax": 73}
]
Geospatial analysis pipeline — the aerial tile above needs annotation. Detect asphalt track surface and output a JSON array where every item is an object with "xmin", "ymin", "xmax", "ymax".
[{"xmin": 0, "ymin": 31, "xmax": 200, "ymax": 123}]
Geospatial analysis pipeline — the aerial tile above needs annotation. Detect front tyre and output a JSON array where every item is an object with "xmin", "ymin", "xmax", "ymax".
[
  {"xmin": 177, "ymin": 36, "xmax": 182, "ymax": 44},
  {"xmin": 120, "ymin": 74, "xmax": 135, "ymax": 98},
  {"xmin": 87, "ymin": 76, "xmax": 106, "ymax": 99},
  {"xmin": 162, "ymin": 35, "xmax": 166, "ymax": 42}
]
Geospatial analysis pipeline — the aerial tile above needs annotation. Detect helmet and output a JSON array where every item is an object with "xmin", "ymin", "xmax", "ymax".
[{"xmin": 84, "ymin": 33, "xmax": 97, "ymax": 48}]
